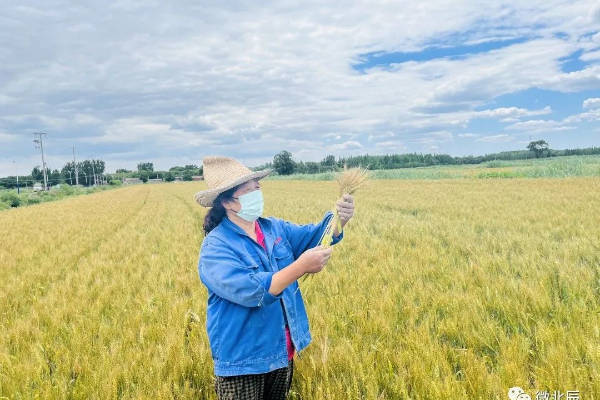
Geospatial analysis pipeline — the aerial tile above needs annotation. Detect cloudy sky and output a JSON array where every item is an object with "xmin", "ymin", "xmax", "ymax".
[{"xmin": 1, "ymin": 1, "xmax": 599, "ymax": 176}]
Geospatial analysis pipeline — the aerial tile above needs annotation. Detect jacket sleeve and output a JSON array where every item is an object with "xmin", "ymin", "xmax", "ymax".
[
  {"xmin": 278, "ymin": 211, "xmax": 344, "ymax": 259},
  {"xmin": 198, "ymin": 237, "xmax": 284, "ymax": 308}
]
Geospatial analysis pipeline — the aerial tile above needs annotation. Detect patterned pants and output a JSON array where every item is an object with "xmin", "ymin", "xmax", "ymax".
[{"xmin": 214, "ymin": 359, "xmax": 294, "ymax": 400}]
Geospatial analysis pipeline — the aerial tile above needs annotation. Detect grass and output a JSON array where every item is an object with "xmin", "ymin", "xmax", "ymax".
[
  {"xmin": 1, "ymin": 178, "xmax": 599, "ymax": 399},
  {"xmin": 264, "ymin": 155, "xmax": 600, "ymax": 181},
  {"xmin": 3, "ymin": 155, "xmax": 598, "ymax": 212},
  {"xmin": 0, "ymin": 184, "xmax": 119, "ymax": 211}
]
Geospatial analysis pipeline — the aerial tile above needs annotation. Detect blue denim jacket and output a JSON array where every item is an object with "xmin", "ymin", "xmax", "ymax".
[{"xmin": 198, "ymin": 211, "xmax": 343, "ymax": 376}]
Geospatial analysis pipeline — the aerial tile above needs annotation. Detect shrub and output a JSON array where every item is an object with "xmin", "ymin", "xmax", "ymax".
[
  {"xmin": 477, "ymin": 171, "xmax": 520, "ymax": 179},
  {"xmin": 486, "ymin": 161, "xmax": 504, "ymax": 168},
  {"xmin": 26, "ymin": 195, "xmax": 41, "ymax": 205},
  {"xmin": 59, "ymin": 185, "xmax": 76, "ymax": 196},
  {"xmin": 0, "ymin": 192, "xmax": 21, "ymax": 207}
]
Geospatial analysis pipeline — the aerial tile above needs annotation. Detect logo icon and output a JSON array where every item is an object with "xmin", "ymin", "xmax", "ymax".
[{"xmin": 508, "ymin": 387, "xmax": 531, "ymax": 400}]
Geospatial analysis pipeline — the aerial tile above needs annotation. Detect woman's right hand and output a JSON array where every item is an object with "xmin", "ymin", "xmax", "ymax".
[{"xmin": 298, "ymin": 245, "xmax": 333, "ymax": 274}]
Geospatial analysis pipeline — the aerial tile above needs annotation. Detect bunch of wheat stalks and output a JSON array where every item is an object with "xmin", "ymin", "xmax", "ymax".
[{"xmin": 301, "ymin": 165, "xmax": 369, "ymax": 282}]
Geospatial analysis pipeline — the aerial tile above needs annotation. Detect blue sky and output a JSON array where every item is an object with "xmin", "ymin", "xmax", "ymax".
[{"xmin": 0, "ymin": 1, "xmax": 599, "ymax": 176}]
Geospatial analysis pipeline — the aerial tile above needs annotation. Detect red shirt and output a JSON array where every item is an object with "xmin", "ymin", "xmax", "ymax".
[{"xmin": 255, "ymin": 220, "xmax": 295, "ymax": 361}]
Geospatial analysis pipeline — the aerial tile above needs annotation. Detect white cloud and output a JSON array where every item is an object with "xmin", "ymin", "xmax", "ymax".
[
  {"xmin": 0, "ymin": 94, "xmax": 15, "ymax": 105},
  {"xmin": 506, "ymin": 119, "xmax": 574, "ymax": 132},
  {"xmin": 413, "ymin": 131, "xmax": 454, "ymax": 146},
  {"xmin": 476, "ymin": 134, "xmax": 513, "ymax": 143},
  {"xmin": 0, "ymin": 1, "xmax": 599, "ymax": 175},
  {"xmin": 583, "ymin": 97, "xmax": 600, "ymax": 109},
  {"xmin": 0, "ymin": 132, "xmax": 17, "ymax": 143},
  {"xmin": 81, "ymin": 118, "xmax": 215, "ymax": 148},
  {"xmin": 395, "ymin": 130, "xmax": 454, "ymax": 153},
  {"xmin": 591, "ymin": 3, "xmax": 600, "ymax": 22},
  {"xmin": 374, "ymin": 140, "xmax": 406, "ymax": 151},
  {"xmin": 560, "ymin": 96, "xmax": 600, "ymax": 122},
  {"xmin": 367, "ymin": 131, "xmax": 395, "ymax": 142},
  {"xmin": 330, "ymin": 140, "xmax": 363, "ymax": 151},
  {"xmin": 580, "ymin": 49, "xmax": 600, "ymax": 61},
  {"xmin": 474, "ymin": 106, "xmax": 552, "ymax": 122},
  {"xmin": 564, "ymin": 108, "xmax": 600, "ymax": 123},
  {"xmin": 457, "ymin": 133, "xmax": 480, "ymax": 138},
  {"xmin": 73, "ymin": 114, "xmax": 102, "ymax": 125},
  {"xmin": 542, "ymin": 64, "xmax": 600, "ymax": 93}
]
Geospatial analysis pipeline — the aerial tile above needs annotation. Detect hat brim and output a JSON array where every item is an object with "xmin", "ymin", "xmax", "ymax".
[{"xmin": 194, "ymin": 169, "xmax": 272, "ymax": 207}]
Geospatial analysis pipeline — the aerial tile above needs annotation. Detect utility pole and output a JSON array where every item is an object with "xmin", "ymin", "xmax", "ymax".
[
  {"xmin": 91, "ymin": 159, "xmax": 97, "ymax": 186},
  {"xmin": 33, "ymin": 132, "xmax": 48, "ymax": 191},
  {"xmin": 12, "ymin": 160, "xmax": 20, "ymax": 194},
  {"xmin": 73, "ymin": 145, "xmax": 79, "ymax": 185}
]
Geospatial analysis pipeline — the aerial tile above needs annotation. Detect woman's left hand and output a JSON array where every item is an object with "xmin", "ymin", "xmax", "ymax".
[{"xmin": 336, "ymin": 194, "xmax": 355, "ymax": 227}]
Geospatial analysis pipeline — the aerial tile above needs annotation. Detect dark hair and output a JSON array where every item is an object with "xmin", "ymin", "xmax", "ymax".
[{"xmin": 203, "ymin": 185, "xmax": 240, "ymax": 235}]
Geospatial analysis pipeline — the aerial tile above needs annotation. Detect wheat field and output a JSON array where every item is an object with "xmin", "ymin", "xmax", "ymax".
[{"xmin": 1, "ymin": 178, "xmax": 599, "ymax": 399}]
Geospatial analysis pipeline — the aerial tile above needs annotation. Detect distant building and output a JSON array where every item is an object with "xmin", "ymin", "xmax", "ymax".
[
  {"xmin": 33, "ymin": 182, "xmax": 43, "ymax": 191},
  {"xmin": 192, "ymin": 175, "xmax": 203, "ymax": 181},
  {"xmin": 123, "ymin": 178, "xmax": 142, "ymax": 185},
  {"xmin": 174, "ymin": 176, "xmax": 183, "ymax": 182},
  {"xmin": 148, "ymin": 178, "xmax": 163, "ymax": 184}
]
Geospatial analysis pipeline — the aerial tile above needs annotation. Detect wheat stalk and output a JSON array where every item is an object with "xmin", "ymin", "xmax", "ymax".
[
  {"xmin": 320, "ymin": 164, "xmax": 369, "ymax": 247},
  {"xmin": 301, "ymin": 164, "xmax": 369, "ymax": 283}
]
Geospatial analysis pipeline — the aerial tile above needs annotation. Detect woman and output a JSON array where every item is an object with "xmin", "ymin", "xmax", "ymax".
[{"xmin": 194, "ymin": 156, "xmax": 355, "ymax": 400}]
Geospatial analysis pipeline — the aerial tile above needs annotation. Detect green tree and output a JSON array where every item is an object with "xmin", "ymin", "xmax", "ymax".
[
  {"xmin": 320, "ymin": 154, "xmax": 337, "ymax": 171},
  {"xmin": 305, "ymin": 161, "xmax": 321, "ymax": 174},
  {"xmin": 527, "ymin": 140, "xmax": 549, "ymax": 158},
  {"xmin": 182, "ymin": 171, "xmax": 193, "ymax": 181},
  {"xmin": 80, "ymin": 160, "xmax": 93, "ymax": 185},
  {"xmin": 48, "ymin": 169, "xmax": 63, "ymax": 186},
  {"xmin": 139, "ymin": 171, "xmax": 149, "ymax": 183},
  {"xmin": 61, "ymin": 162, "xmax": 78, "ymax": 185},
  {"xmin": 164, "ymin": 172, "xmax": 175, "ymax": 182},
  {"xmin": 92, "ymin": 160, "xmax": 105, "ymax": 175},
  {"xmin": 31, "ymin": 166, "xmax": 44, "ymax": 182},
  {"xmin": 273, "ymin": 150, "xmax": 296, "ymax": 175},
  {"xmin": 321, "ymin": 154, "xmax": 335, "ymax": 167},
  {"xmin": 137, "ymin": 162, "xmax": 154, "ymax": 172}
]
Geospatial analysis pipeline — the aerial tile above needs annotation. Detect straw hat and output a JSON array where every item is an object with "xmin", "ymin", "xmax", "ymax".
[{"xmin": 194, "ymin": 156, "xmax": 272, "ymax": 207}]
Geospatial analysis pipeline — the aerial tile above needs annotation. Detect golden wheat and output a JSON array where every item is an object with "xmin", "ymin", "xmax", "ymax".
[
  {"xmin": 319, "ymin": 165, "xmax": 370, "ymax": 248},
  {"xmin": 0, "ymin": 178, "xmax": 599, "ymax": 399}
]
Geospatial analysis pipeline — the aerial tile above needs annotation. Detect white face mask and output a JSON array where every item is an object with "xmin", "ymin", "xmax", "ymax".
[{"xmin": 234, "ymin": 189, "xmax": 264, "ymax": 221}]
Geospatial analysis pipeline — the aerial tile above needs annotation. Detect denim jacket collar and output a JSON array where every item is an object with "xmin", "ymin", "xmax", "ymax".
[{"xmin": 222, "ymin": 216, "xmax": 276, "ymax": 270}]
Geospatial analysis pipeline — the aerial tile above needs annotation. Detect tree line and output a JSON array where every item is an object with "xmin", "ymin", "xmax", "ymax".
[
  {"xmin": 0, "ymin": 159, "xmax": 106, "ymax": 189},
  {"xmin": 2, "ymin": 141, "xmax": 599, "ymax": 188},
  {"xmin": 0, "ymin": 161, "xmax": 203, "ymax": 189},
  {"xmin": 257, "ymin": 142, "xmax": 600, "ymax": 175},
  {"xmin": 114, "ymin": 163, "xmax": 203, "ymax": 183}
]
